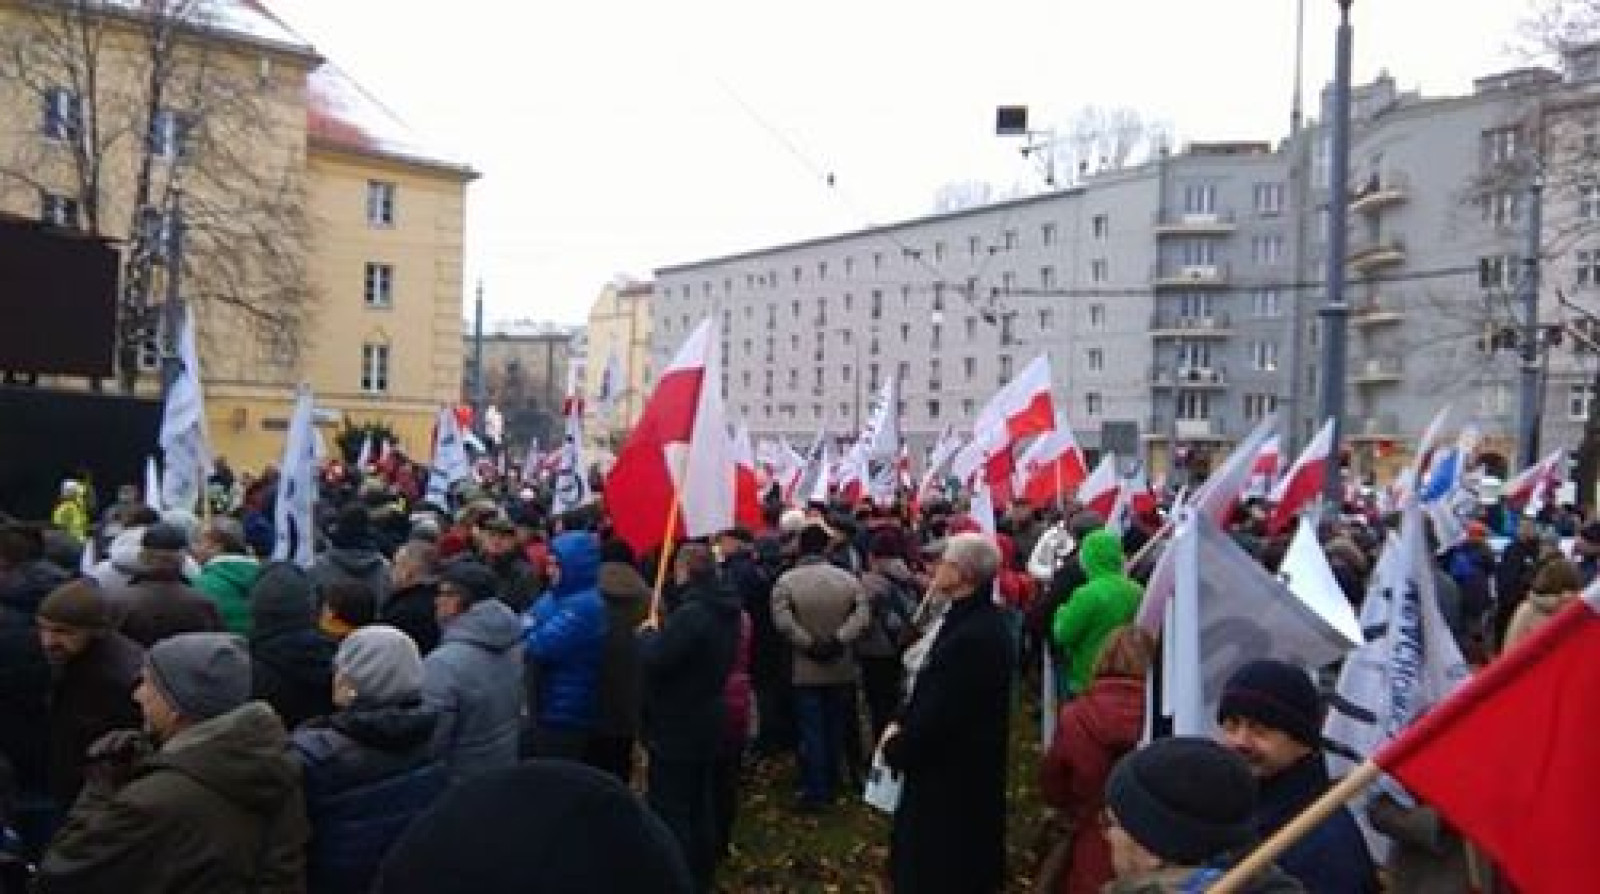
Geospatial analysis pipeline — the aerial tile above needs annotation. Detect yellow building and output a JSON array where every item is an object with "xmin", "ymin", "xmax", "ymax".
[
  {"xmin": 0, "ymin": 0, "xmax": 474, "ymax": 472},
  {"xmin": 583, "ymin": 279, "xmax": 653, "ymax": 450}
]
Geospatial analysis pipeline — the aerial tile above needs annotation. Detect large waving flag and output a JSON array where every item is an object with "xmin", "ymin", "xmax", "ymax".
[
  {"xmin": 1323, "ymin": 499, "xmax": 1470, "ymax": 860},
  {"xmin": 1503, "ymin": 448, "xmax": 1564, "ymax": 514},
  {"xmin": 1245, "ymin": 434, "xmax": 1281, "ymax": 498},
  {"xmin": 607, "ymin": 319, "xmax": 735, "ymax": 554},
  {"xmin": 1375, "ymin": 578, "xmax": 1600, "ymax": 891},
  {"xmin": 1078, "ymin": 453, "xmax": 1120, "ymax": 517},
  {"xmin": 424, "ymin": 406, "xmax": 473, "ymax": 509},
  {"xmin": 1164, "ymin": 510, "xmax": 1360, "ymax": 737},
  {"xmin": 1421, "ymin": 425, "xmax": 1481, "ymax": 551},
  {"xmin": 1267, "ymin": 418, "xmax": 1335, "ymax": 535},
  {"xmin": 158, "ymin": 304, "xmax": 212, "ymax": 512},
  {"xmin": 272, "ymin": 385, "xmax": 318, "ymax": 567},
  {"xmin": 1014, "ymin": 419, "xmax": 1088, "ymax": 507},
  {"xmin": 953, "ymin": 354, "xmax": 1056, "ymax": 499}
]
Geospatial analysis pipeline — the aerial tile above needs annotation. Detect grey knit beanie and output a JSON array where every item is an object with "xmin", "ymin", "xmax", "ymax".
[
  {"xmin": 147, "ymin": 633, "xmax": 251, "ymax": 722},
  {"xmin": 335, "ymin": 624, "xmax": 423, "ymax": 704}
]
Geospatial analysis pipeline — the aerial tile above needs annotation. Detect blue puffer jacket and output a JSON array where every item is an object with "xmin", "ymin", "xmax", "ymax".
[{"xmin": 523, "ymin": 532, "xmax": 609, "ymax": 732}]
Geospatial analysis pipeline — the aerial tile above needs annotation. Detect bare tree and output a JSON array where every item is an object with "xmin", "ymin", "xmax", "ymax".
[
  {"xmin": 1050, "ymin": 105, "xmax": 1173, "ymax": 185},
  {"xmin": 0, "ymin": 0, "xmax": 310, "ymax": 393},
  {"xmin": 930, "ymin": 179, "xmax": 995, "ymax": 213}
]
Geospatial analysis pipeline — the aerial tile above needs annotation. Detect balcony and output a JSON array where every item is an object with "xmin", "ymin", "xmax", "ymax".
[
  {"xmin": 1175, "ymin": 417, "xmax": 1228, "ymax": 440},
  {"xmin": 1351, "ymin": 294, "xmax": 1405, "ymax": 327},
  {"xmin": 1152, "ymin": 262, "xmax": 1231, "ymax": 289},
  {"xmin": 1350, "ymin": 170, "xmax": 1409, "ymax": 215},
  {"xmin": 1348, "ymin": 235, "xmax": 1406, "ymax": 271},
  {"xmin": 1150, "ymin": 311, "xmax": 1233, "ymax": 338},
  {"xmin": 1154, "ymin": 209, "xmax": 1238, "ymax": 236},
  {"xmin": 1150, "ymin": 365, "xmax": 1229, "ymax": 389},
  {"xmin": 1349, "ymin": 413, "xmax": 1401, "ymax": 441},
  {"xmin": 1351, "ymin": 355, "xmax": 1404, "ymax": 385}
]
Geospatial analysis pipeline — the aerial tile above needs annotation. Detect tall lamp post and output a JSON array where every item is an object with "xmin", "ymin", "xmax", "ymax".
[{"xmin": 1319, "ymin": 0, "xmax": 1355, "ymax": 504}]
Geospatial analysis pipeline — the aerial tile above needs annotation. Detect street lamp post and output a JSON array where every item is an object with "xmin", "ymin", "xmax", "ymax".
[{"xmin": 1319, "ymin": 0, "xmax": 1355, "ymax": 505}]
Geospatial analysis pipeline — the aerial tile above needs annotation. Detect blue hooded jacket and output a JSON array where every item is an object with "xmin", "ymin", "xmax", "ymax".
[{"xmin": 523, "ymin": 532, "xmax": 609, "ymax": 731}]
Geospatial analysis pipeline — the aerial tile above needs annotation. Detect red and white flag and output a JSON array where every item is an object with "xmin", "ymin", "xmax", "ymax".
[
  {"xmin": 1267, "ymin": 418, "xmax": 1335, "ymax": 535},
  {"xmin": 606, "ymin": 320, "xmax": 735, "ymax": 555},
  {"xmin": 731, "ymin": 422, "xmax": 765, "ymax": 531},
  {"xmin": 1503, "ymin": 449, "xmax": 1565, "ymax": 514},
  {"xmin": 954, "ymin": 355, "xmax": 1057, "ymax": 502},
  {"xmin": 1014, "ymin": 421, "xmax": 1088, "ymax": 507},
  {"xmin": 1078, "ymin": 453, "xmax": 1120, "ymax": 518},
  {"xmin": 1245, "ymin": 434, "xmax": 1281, "ymax": 498}
]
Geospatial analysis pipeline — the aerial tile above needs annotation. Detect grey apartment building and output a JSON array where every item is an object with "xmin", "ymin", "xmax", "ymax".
[{"xmin": 653, "ymin": 44, "xmax": 1600, "ymax": 482}]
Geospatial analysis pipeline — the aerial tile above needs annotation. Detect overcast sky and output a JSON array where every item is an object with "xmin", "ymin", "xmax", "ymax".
[{"xmin": 269, "ymin": 0, "xmax": 1535, "ymax": 326}]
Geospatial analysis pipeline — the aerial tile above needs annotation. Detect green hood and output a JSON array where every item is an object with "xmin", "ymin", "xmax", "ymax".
[
  {"xmin": 1079, "ymin": 529, "xmax": 1127, "ymax": 580},
  {"xmin": 201, "ymin": 555, "xmax": 260, "ymax": 591}
]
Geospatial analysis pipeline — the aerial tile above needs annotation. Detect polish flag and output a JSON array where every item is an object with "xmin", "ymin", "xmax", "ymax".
[
  {"xmin": 606, "ymin": 320, "xmax": 735, "ymax": 555},
  {"xmin": 1267, "ymin": 418, "xmax": 1336, "ymax": 535},
  {"xmin": 974, "ymin": 355, "xmax": 1056, "ymax": 442},
  {"xmin": 837, "ymin": 442, "xmax": 871, "ymax": 505},
  {"xmin": 731, "ymin": 422, "xmax": 765, "ymax": 531},
  {"xmin": 1015, "ymin": 423, "xmax": 1089, "ymax": 506},
  {"xmin": 1078, "ymin": 453, "xmax": 1120, "ymax": 518},
  {"xmin": 1246, "ymin": 434, "xmax": 1282, "ymax": 497},
  {"xmin": 1503, "ymin": 449, "xmax": 1565, "ymax": 512}
]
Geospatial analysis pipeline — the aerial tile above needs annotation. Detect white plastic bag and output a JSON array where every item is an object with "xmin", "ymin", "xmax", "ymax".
[{"xmin": 863, "ymin": 750, "xmax": 902, "ymax": 814}]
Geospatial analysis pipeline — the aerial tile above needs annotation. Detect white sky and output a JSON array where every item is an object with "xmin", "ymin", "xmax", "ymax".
[{"xmin": 269, "ymin": 0, "xmax": 1535, "ymax": 325}]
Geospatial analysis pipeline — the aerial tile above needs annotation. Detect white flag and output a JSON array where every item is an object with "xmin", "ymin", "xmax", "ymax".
[
  {"xmin": 158, "ymin": 304, "xmax": 212, "ymax": 512},
  {"xmin": 551, "ymin": 404, "xmax": 594, "ymax": 514},
  {"xmin": 808, "ymin": 437, "xmax": 834, "ymax": 505},
  {"xmin": 969, "ymin": 477, "xmax": 997, "ymax": 538},
  {"xmin": 143, "ymin": 456, "xmax": 164, "ymax": 514},
  {"xmin": 355, "ymin": 432, "xmax": 374, "ymax": 470},
  {"xmin": 1165, "ymin": 511, "xmax": 1361, "ymax": 737},
  {"xmin": 425, "ymin": 406, "xmax": 473, "ymax": 508},
  {"xmin": 272, "ymin": 385, "xmax": 318, "ymax": 567},
  {"xmin": 1323, "ymin": 499, "xmax": 1471, "ymax": 860},
  {"xmin": 522, "ymin": 437, "xmax": 541, "ymax": 480},
  {"xmin": 861, "ymin": 376, "xmax": 900, "ymax": 461}
]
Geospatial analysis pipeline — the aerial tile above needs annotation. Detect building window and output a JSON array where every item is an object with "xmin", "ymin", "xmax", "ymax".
[
  {"xmin": 1180, "ymin": 240, "xmax": 1218, "ymax": 266},
  {"xmin": 1483, "ymin": 127, "xmax": 1521, "ymax": 165},
  {"xmin": 1251, "ymin": 234, "xmax": 1286, "ymax": 264},
  {"xmin": 870, "ymin": 290, "xmax": 883, "ymax": 320},
  {"xmin": 873, "ymin": 252, "xmax": 883, "ymax": 270},
  {"xmin": 1092, "ymin": 214, "xmax": 1109, "ymax": 239},
  {"xmin": 1177, "ymin": 391, "xmax": 1210, "ymax": 419},
  {"xmin": 999, "ymin": 355, "xmax": 1013, "ymax": 382},
  {"xmin": 1479, "ymin": 255, "xmax": 1515, "ymax": 289},
  {"xmin": 1487, "ymin": 190, "xmax": 1523, "ymax": 225},
  {"xmin": 742, "ymin": 370, "xmax": 753, "ymax": 387},
  {"xmin": 900, "ymin": 322, "xmax": 911, "ymax": 342},
  {"xmin": 1085, "ymin": 392, "xmax": 1103, "ymax": 416},
  {"xmin": 963, "ymin": 356, "xmax": 976, "ymax": 381},
  {"xmin": 1251, "ymin": 340, "xmax": 1279, "ymax": 371},
  {"xmin": 1001, "ymin": 272, "xmax": 1017, "ymax": 293},
  {"xmin": 1087, "ymin": 348, "xmax": 1104, "ymax": 372},
  {"xmin": 932, "ymin": 285, "xmax": 945, "ymax": 312},
  {"xmin": 1570, "ymin": 383, "xmax": 1594, "ymax": 420},
  {"xmin": 843, "ymin": 292, "xmax": 853, "ymax": 312},
  {"xmin": 868, "ymin": 363, "xmax": 880, "ymax": 389},
  {"xmin": 965, "ymin": 317, "xmax": 977, "ymax": 339},
  {"xmin": 1040, "ymin": 266, "xmax": 1056, "ymax": 290},
  {"xmin": 1178, "ymin": 292, "xmax": 1214, "ymax": 318},
  {"xmin": 39, "ymin": 191, "xmax": 79, "ymax": 228},
  {"xmin": 927, "ymin": 399, "xmax": 941, "ymax": 419},
  {"xmin": 1251, "ymin": 289, "xmax": 1282, "ymax": 317},
  {"xmin": 1578, "ymin": 249, "xmax": 1600, "ymax": 287},
  {"xmin": 1243, "ymin": 393, "xmax": 1279, "ymax": 422},
  {"xmin": 818, "ymin": 261, "xmax": 828, "ymax": 279},
  {"xmin": 1581, "ymin": 182, "xmax": 1600, "ymax": 221},
  {"xmin": 360, "ymin": 343, "xmax": 390, "ymax": 394},
  {"xmin": 1090, "ymin": 259, "xmax": 1109, "ymax": 283},
  {"xmin": 363, "ymin": 262, "xmax": 395, "ymax": 308},
  {"xmin": 844, "ymin": 256, "xmax": 854, "ymax": 276},
  {"xmin": 931, "ymin": 323, "xmax": 942, "ymax": 350},
  {"xmin": 1089, "ymin": 304, "xmax": 1106, "ymax": 329},
  {"xmin": 42, "ymin": 86, "xmax": 80, "ymax": 140},
  {"xmin": 1003, "ymin": 229, "xmax": 1019, "ymax": 250},
  {"xmin": 1042, "ymin": 222, "xmax": 1058, "ymax": 246},
  {"xmin": 969, "ymin": 235, "xmax": 982, "ymax": 257},
  {"xmin": 1177, "ymin": 340, "xmax": 1212, "ymax": 369},
  {"xmin": 366, "ymin": 180, "xmax": 396, "ymax": 227},
  {"xmin": 1182, "ymin": 183, "xmax": 1217, "ymax": 215},
  {"xmin": 962, "ymin": 398, "xmax": 976, "ymax": 417},
  {"xmin": 1039, "ymin": 308, "xmax": 1054, "ymax": 330},
  {"xmin": 788, "ymin": 369, "xmax": 799, "ymax": 388},
  {"xmin": 933, "ymin": 241, "xmax": 947, "ymax": 263},
  {"xmin": 929, "ymin": 358, "xmax": 942, "ymax": 388},
  {"xmin": 1253, "ymin": 182, "xmax": 1285, "ymax": 215},
  {"xmin": 149, "ymin": 109, "xmax": 192, "ymax": 159}
]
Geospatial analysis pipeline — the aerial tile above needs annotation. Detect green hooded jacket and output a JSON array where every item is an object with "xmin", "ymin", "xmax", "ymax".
[
  {"xmin": 1051, "ymin": 529, "xmax": 1142, "ymax": 694},
  {"xmin": 196, "ymin": 555, "xmax": 261, "ymax": 637}
]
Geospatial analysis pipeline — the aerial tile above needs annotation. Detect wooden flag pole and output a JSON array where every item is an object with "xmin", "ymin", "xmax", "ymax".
[
  {"xmin": 1126, "ymin": 515, "xmax": 1175, "ymax": 570},
  {"xmin": 647, "ymin": 497, "xmax": 681, "ymax": 624},
  {"xmin": 1206, "ymin": 759, "xmax": 1382, "ymax": 893}
]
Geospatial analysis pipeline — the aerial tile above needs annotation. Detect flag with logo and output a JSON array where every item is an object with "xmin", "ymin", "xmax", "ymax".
[
  {"xmin": 272, "ymin": 385, "xmax": 318, "ymax": 567},
  {"xmin": 158, "ymin": 304, "xmax": 212, "ymax": 512}
]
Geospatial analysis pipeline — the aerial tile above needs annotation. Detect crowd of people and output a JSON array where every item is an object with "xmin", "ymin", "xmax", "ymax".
[{"xmin": 0, "ymin": 454, "xmax": 1589, "ymax": 892}]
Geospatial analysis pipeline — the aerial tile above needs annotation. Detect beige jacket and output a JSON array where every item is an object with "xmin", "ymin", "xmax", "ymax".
[
  {"xmin": 772, "ymin": 556, "xmax": 870, "ymax": 686},
  {"xmin": 1503, "ymin": 591, "xmax": 1572, "ymax": 652}
]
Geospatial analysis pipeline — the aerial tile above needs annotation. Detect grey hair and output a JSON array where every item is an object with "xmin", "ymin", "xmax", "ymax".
[
  {"xmin": 942, "ymin": 533, "xmax": 1001, "ymax": 585},
  {"xmin": 203, "ymin": 517, "xmax": 248, "ymax": 555}
]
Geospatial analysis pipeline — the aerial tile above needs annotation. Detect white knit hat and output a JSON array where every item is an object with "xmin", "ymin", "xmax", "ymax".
[{"xmin": 335, "ymin": 625, "xmax": 423, "ymax": 704}]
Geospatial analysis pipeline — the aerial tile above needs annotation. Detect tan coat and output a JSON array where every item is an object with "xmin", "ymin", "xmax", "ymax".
[
  {"xmin": 772, "ymin": 556, "xmax": 870, "ymax": 687},
  {"xmin": 1502, "ymin": 591, "xmax": 1572, "ymax": 652}
]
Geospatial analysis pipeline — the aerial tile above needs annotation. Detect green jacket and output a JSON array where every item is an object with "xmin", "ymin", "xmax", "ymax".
[
  {"xmin": 1051, "ymin": 529, "xmax": 1142, "ymax": 694},
  {"xmin": 196, "ymin": 555, "xmax": 261, "ymax": 637},
  {"xmin": 38, "ymin": 701, "xmax": 309, "ymax": 894}
]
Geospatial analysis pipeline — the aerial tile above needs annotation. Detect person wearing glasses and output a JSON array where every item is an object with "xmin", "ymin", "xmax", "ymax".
[{"xmin": 421, "ymin": 562, "xmax": 524, "ymax": 784}]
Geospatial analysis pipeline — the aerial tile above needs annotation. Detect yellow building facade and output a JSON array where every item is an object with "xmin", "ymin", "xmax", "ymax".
[
  {"xmin": 0, "ymin": 1, "xmax": 474, "ymax": 472},
  {"xmin": 583, "ymin": 279, "xmax": 653, "ymax": 449}
]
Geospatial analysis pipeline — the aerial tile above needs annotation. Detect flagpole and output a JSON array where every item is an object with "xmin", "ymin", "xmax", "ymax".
[
  {"xmin": 1208, "ymin": 759, "xmax": 1382, "ymax": 893},
  {"xmin": 647, "ymin": 497, "xmax": 681, "ymax": 623}
]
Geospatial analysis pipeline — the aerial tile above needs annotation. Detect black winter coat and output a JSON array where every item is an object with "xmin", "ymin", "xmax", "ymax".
[
  {"xmin": 594, "ymin": 562, "xmax": 649, "ymax": 738},
  {"xmin": 252, "ymin": 631, "xmax": 337, "ymax": 731},
  {"xmin": 381, "ymin": 581, "xmax": 441, "ymax": 655},
  {"xmin": 639, "ymin": 573, "xmax": 740, "ymax": 762},
  {"xmin": 291, "ymin": 700, "xmax": 447, "ymax": 894},
  {"xmin": 47, "ymin": 632, "xmax": 144, "ymax": 804},
  {"xmin": 723, "ymin": 551, "xmax": 782, "ymax": 685},
  {"xmin": 0, "ymin": 560, "xmax": 67, "ymax": 793},
  {"xmin": 884, "ymin": 593, "xmax": 1013, "ymax": 894}
]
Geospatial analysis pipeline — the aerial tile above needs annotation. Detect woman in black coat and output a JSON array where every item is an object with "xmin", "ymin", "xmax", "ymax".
[
  {"xmin": 882, "ymin": 533, "xmax": 1014, "ymax": 894},
  {"xmin": 292, "ymin": 624, "xmax": 447, "ymax": 894}
]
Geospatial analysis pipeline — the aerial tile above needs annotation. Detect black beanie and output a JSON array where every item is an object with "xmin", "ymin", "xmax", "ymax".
[
  {"xmin": 1105, "ymin": 737, "xmax": 1257, "ymax": 865},
  {"xmin": 1217, "ymin": 659, "xmax": 1324, "ymax": 747},
  {"xmin": 374, "ymin": 761, "xmax": 692, "ymax": 894}
]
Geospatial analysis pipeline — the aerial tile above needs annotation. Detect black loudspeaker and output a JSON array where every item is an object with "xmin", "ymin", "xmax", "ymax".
[
  {"xmin": 0, "ymin": 386, "xmax": 160, "ymax": 521},
  {"xmin": 995, "ymin": 105, "xmax": 1029, "ymax": 136},
  {"xmin": 0, "ymin": 216, "xmax": 120, "ymax": 378}
]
